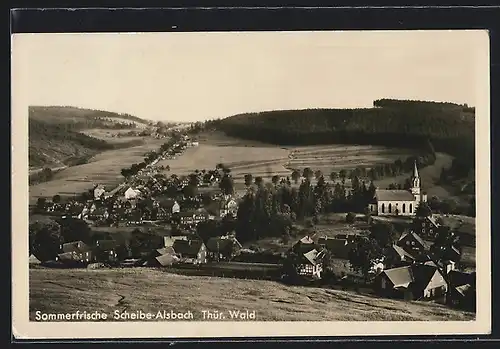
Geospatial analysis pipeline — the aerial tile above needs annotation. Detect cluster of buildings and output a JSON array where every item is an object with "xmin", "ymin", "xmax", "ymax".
[{"xmin": 284, "ymin": 215, "xmax": 475, "ymax": 311}]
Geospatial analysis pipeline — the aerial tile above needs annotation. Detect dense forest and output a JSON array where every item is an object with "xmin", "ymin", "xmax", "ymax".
[{"xmin": 208, "ymin": 99, "xmax": 475, "ymax": 177}]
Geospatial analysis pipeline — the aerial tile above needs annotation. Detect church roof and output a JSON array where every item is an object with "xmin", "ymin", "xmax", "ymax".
[{"xmin": 375, "ymin": 189, "xmax": 415, "ymax": 201}]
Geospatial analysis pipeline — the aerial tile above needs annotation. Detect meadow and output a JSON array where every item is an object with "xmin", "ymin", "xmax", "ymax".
[
  {"xmin": 286, "ymin": 145, "xmax": 415, "ymax": 173},
  {"xmin": 29, "ymin": 137, "xmax": 165, "ymax": 204},
  {"xmin": 29, "ymin": 268, "xmax": 475, "ymax": 322}
]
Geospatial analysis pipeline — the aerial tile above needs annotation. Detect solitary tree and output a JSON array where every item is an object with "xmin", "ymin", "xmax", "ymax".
[
  {"xmin": 303, "ymin": 167, "xmax": 313, "ymax": 181},
  {"xmin": 329, "ymin": 171, "xmax": 338, "ymax": 182},
  {"xmin": 52, "ymin": 194, "xmax": 61, "ymax": 204},
  {"xmin": 244, "ymin": 174, "xmax": 253, "ymax": 187},
  {"xmin": 291, "ymin": 170, "xmax": 301, "ymax": 184}
]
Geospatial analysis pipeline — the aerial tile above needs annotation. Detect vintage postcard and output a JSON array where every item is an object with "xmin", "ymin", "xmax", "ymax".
[{"xmin": 12, "ymin": 30, "xmax": 490, "ymax": 339}]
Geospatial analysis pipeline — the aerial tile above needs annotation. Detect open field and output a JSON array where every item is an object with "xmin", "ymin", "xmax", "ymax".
[
  {"xmin": 29, "ymin": 138, "xmax": 165, "ymax": 204},
  {"xmin": 29, "ymin": 268, "xmax": 474, "ymax": 321},
  {"xmin": 81, "ymin": 129, "xmax": 147, "ymax": 144},
  {"xmin": 157, "ymin": 144, "xmax": 291, "ymax": 180},
  {"xmin": 287, "ymin": 145, "xmax": 416, "ymax": 173}
]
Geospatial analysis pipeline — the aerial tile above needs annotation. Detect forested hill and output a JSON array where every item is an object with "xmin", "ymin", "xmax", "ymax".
[
  {"xmin": 209, "ymin": 99, "xmax": 475, "ymax": 167},
  {"xmin": 29, "ymin": 106, "xmax": 146, "ymax": 169},
  {"xmin": 29, "ymin": 106, "xmax": 151, "ymax": 128}
]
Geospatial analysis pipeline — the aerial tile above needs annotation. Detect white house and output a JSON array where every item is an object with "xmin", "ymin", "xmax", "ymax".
[
  {"xmin": 124, "ymin": 187, "xmax": 142, "ymax": 200},
  {"xmin": 368, "ymin": 161, "xmax": 427, "ymax": 216}
]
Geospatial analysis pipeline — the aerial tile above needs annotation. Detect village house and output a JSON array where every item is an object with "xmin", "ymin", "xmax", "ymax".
[
  {"xmin": 368, "ymin": 161, "xmax": 427, "ymax": 216},
  {"xmin": 163, "ymin": 235, "xmax": 188, "ymax": 247},
  {"xmin": 205, "ymin": 235, "xmax": 242, "ymax": 261},
  {"xmin": 317, "ymin": 236, "xmax": 354, "ymax": 259},
  {"xmin": 295, "ymin": 248, "xmax": 327, "ymax": 280},
  {"xmin": 446, "ymin": 270, "xmax": 476, "ymax": 310},
  {"xmin": 57, "ymin": 241, "xmax": 94, "ymax": 264},
  {"xmin": 159, "ymin": 199, "xmax": 181, "ymax": 215},
  {"xmin": 172, "ymin": 239, "xmax": 207, "ymax": 265},
  {"xmin": 374, "ymin": 264, "xmax": 448, "ymax": 301},
  {"xmin": 176, "ymin": 211, "xmax": 210, "ymax": 226},
  {"xmin": 220, "ymin": 197, "xmax": 239, "ymax": 218},
  {"xmin": 93, "ymin": 185, "xmax": 106, "ymax": 200},
  {"xmin": 124, "ymin": 187, "xmax": 142, "ymax": 200},
  {"xmin": 94, "ymin": 239, "xmax": 119, "ymax": 263},
  {"xmin": 413, "ymin": 215, "xmax": 441, "ymax": 239},
  {"xmin": 396, "ymin": 230, "xmax": 430, "ymax": 258},
  {"xmin": 384, "ymin": 244, "xmax": 416, "ymax": 268}
]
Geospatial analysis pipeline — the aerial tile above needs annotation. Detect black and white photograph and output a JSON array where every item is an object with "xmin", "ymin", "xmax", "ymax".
[{"xmin": 12, "ymin": 29, "xmax": 490, "ymax": 338}]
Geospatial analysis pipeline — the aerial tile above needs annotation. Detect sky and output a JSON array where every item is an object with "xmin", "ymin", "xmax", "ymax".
[{"xmin": 12, "ymin": 30, "xmax": 487, "ymax": 122}]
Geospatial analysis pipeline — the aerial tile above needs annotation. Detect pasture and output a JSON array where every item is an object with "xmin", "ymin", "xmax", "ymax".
[
  {"xmin": 29, "ymin": 138, "xmax": 165, "ymax": 204},
  {"xmin": 29, "ymin": 268, "xmax": 474, "ymax": 322},
  {"xmin": 286, "ymin": 145, "xmax": 415, "ymax": 173}
]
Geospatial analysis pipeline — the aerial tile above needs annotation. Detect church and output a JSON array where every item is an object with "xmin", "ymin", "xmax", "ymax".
[{"xmin": 368, "ymin": 161, "xmax": 427, "ymax": 217}]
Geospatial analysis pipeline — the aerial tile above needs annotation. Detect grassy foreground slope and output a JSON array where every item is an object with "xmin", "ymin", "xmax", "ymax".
[
  {"xmin": 29, "ymin": 268, "xmax": 474, "ymax": 322},
  {"xmin": 29, "ymin": 106, "xmax": 149, "ymax": 168}
]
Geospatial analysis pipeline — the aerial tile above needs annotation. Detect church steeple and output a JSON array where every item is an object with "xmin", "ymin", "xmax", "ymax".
[
  {"xmin": 413, "ymin": 160, "xmax": 419, "ymax": 179},
  {"xmin": 410, "ymin": 160, "xmax": 421, "ymax": 195}
]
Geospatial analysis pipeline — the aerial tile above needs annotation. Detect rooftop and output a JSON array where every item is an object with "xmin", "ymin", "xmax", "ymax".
[{"xmin": 375, "ymin": 189, "xmax": 415, "ymax": 202}]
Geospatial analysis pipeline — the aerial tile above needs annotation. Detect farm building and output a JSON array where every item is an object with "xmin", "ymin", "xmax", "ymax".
[
  {"xmin": 206, "ymin": 235, "xmax": 242, "ymax": 261},
  {"xmin": 57, "ymin": 241, "xmax": 94, "ymax": 264},
  {"xmin": 368, "ymin": 161, "xmax": 427, "ymax": 217},
  {"xmin": 396, "ymin": 230, "xmax": 430, "ymax": 257},
  {"xmin": 163, "ymin": 235, "xmax": 188, "ymax": 247},
  {"xmin": 317, "ymin": 236, "xmax": 354, "ymax": 259},
  {"xmin": 172, "ymin": 239, "xmax": 207, "ymax": 265},
  {"xmin": 374, "ymin": 264, "xmax": 448, "ymax": 301},
  {"xmin": 295, "ymin": 248, "xmax": 327, "ymax": 280}
]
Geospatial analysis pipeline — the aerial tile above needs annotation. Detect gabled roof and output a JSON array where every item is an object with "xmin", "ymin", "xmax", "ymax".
[
  {"xmin": 156, "ymin": 246, "xmax": 176, "ymax": 255},
  {"xmin": 412, "ymin": 264, "xmax": 447, "ymax": 290},
  {"xmin": 398, "ymin": 231, "xmax": 430, "ymax": 250},
  {"xmin": 172, "ymin": 240, "xmax": 204, "ymax": 257},
  {"xmin": 375, "ymin": 189, "xmax": 415, "ymax": 201},
  {"xmin": 391, "ymin": 244, "xmax": 415, "ymax": 261},
  {"xmin": 381, "ymin": 266, "xmax": 414, "ymax": 288},
  {"xmin": 455, "ymin": 284, "xmax": 473, "ymax": 297},
  {"xmin": 62, "ymin": 241, "xmax": 91, "ymax": 253},
  {"xmin": 29, "ymin": 254, "xmax": 41, "ymax": 264},
  {"xmin": 155, "ymin": 253, "xmax": 179, "ymax": 267},
  {"xmin": 206, "ymin": 237, "xmax": 241, "ymax": 254}
]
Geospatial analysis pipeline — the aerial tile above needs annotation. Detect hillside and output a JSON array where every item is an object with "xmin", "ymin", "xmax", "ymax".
[
  {"xmin": 30, "ymin": 268, "xmax": 474, "ymax": 322},
  {"xmin": 209, "ymin": 99, "xmax": 475, "ymax": 172},
  {"xmin": 29, "ymin": 106, "xmax": 151, "ymax": 127},
  {"xmin": 29, "ymin": 106, "xmax": 147, "ymax": 169}
]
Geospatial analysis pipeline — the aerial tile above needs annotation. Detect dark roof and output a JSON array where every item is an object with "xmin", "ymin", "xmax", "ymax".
[
  {"xmin": 62, "ymin": 241, "xmax": 91, "ymax": 253},
  {"xmin": 449, "ymin": 270, "xmax": 475, "ymax": 287},
  {"xmin": 398, "ymin": 231, "xmax": 430, "ymax": 250},
  {"xmin": 412, "ymin": 264, "xmax": 446, "ymax": 290},
  {"xmin": 95, "ymin": 240, "xmax": 117, "ymax": 251},
  {"xmin": 172, "ymin": 240, "xmax": 204, "ymax": 257},
  {"xmin": 206, "ymin": 237, "xmax": 239, "ymax": 254},
  {"xmin": 375, "ymin": 189, "xmax": 415, "ymax": 201},
  {"xmin": 158, "ymin": 198, "xmax": 179, "ymax": 209}
]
